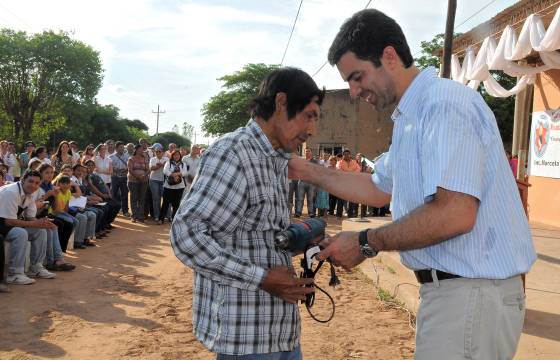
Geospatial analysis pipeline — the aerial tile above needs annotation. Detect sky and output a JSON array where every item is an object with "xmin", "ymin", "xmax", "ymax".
[{"xmin": 0, "ymin": 0, "xmax": 520, "ymax": 144}]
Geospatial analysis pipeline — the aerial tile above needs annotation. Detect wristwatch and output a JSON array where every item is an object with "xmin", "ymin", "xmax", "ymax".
[{"xmin": 359, "ymin": 229, "xmax": 378, "ymax": 258}]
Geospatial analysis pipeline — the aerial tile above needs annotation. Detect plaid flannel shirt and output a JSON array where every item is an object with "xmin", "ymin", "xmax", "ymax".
[{"xmin": 170, "ymin": 120, "xmax": 298, "ymax": 355}]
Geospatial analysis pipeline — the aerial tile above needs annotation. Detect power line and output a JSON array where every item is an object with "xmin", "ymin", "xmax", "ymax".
[
  {"xmin": 280, "ymin": 0, "xmax": 304, "ymax": 65},
  {"xmin": 412, "ymin": 0, "xmax": 499, "ymax": 59},
  {"xmin": 311, "ymin": 0, "xmax": 374, "ymax": 78},
  {"xmin": 454, "ymin": 0, "xmax": 499, "ymax": 31},
  {"xmin": 152, "ymin": 105, "xmax": 166, "ymax": 136}
]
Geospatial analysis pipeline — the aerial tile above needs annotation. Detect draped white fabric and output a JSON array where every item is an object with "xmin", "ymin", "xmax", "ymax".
[{"xmin": 451, "ymin": 6, "xmax": 560, "ymax": 97}]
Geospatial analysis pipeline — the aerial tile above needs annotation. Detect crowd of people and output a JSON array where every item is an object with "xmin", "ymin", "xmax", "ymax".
[
  {"xmin": 289, "ymin": 147, "xmax": 389, "ymax": 219},
  {"xmin": 0, "ymin": 138, "xmax": 202, "ymax": 292}
]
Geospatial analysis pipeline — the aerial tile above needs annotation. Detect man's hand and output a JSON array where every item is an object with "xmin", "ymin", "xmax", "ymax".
[
  {"xmin": 260, "ymin": 266, "xmax": 315, "ymax": 304},
  {"xmin": 316, "ymin": 231, "xmax": 365, "ymax": 270},
  {"xmin": 34, "ymin": 218, "xmax": 57, "ymax": 230}
]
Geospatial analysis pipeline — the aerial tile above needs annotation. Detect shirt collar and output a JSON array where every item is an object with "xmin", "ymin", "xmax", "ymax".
[
  {"xmin": 391, "ymin": 67, "xmax": 437, "ymax": 121},
  {"xmin": 246, "ymin": 120, "xmax": 291, "ymax": 160}
]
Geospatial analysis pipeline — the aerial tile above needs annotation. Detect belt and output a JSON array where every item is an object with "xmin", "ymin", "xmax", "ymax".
[{"xmin": 414, "ymin": 269, "xmax": 462, "ymax": 284}]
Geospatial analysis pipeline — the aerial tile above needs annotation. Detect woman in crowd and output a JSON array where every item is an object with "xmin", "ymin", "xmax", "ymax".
[
  {"xmin": 19, "ymin": 141, "xmax": 35, "ymax": 172},
  {"xmin": 148, "ymin": 143, "xmax": 168, "ymax": 224},
  {"xmin": 51, "ymin": 141, "xmax": 74, "ymax": 174},
  {"xmin": 81, "ymin": 145, "xmax": 95, "ymax": 164},
  {"xmin": 327, "ymin": 156, "xmax": 340, "ymax": 216},
  {"xmin": 127, "ymin": 144, "xmax": 149, "ymax": 223},
  {"xmin": 35, "ymin": 163, "xmax": 75, "ymax": 271},
  {"xmin": 94, "ymin": 143, "xmax": 112, "ymax": 189},
  {"xmin": 28, "ymin": 159, "xmax": 43, "ymax": 171},
  {"xmin": 0, "ymin": 169, "xmax": 9, "ymax": 187},
  {"xmin": 30, "ymin": 146, "xmax": 52, "ymax": 165},
  {"xmin": 0, "ymin": 140, "xmax": 17, "ymax": 179},
  {"xmin": 160, "ymin": 150, "xmax": 187, "ymax": 223}
]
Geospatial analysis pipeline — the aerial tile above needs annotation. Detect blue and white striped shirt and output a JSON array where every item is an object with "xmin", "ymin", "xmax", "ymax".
[{"xmin": 372, "ymin": 67, "xmax": 536, "ymax": 279}]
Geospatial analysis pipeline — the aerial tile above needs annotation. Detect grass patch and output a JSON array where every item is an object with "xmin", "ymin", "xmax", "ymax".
[{"xmin": 386, "ymin": 266, "xmax": 396, "ymax": 275}]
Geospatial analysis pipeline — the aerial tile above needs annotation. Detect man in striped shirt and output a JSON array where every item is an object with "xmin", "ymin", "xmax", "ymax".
[
  {"xmin": 170, "ymin": 67, "xmax": 324, "ymax": 359},
  {"xmin": 290, "ymin": 9, "xmax": 536, "ymax": 360}
]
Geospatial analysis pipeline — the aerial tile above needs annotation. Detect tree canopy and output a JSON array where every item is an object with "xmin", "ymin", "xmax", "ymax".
[
  {"xmin": 0, "ymin": 29, "xmax": 103, "ymax": 142},
  {"xmin": 201, "ymin": 63, "xmax": 279, "ymax": 136},
  {"xmin": 151, "ymin": 132, "xmax": 191, "ymax": 150}
]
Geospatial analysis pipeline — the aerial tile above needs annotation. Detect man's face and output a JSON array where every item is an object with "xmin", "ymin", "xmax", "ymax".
[
  {"xmin": 22, "ymin": 175, "xmax": 41, "ymax": 194},
  {"xmin": 70, "ymin": 144, "xmax": 78, "ymax": 152},
  {"xmin": 343, "ymin": 151, "xmax": 351, "ymax": 161},
  {"xmin": 169, "ymin": 144, "xmax": 176, "ymax": 152},
  {"xmin": 86, "ymin": 163, "xmax": 95, "ymax": 174},
  {"xmin": 305, "ymin": 149, "xmax": 312, "ymax": 160},
  {"xmin": 116, "ymin": 145, "xmax": 124, "ymax": 154},
  {"xmin": 62, "ymin": 168, "xmax": 73, "ymax": 177},
  {"xmin": 272, "ymin": 95, "xmax": 321, "ymax": 153},
  {"xmin": 126, "ymin": 144, "xmax": 134, "ymax": 154},
  {"xmin": 192, "ymin": 146, "xmax": 200, "ymax": 156},
  {"xmin": 26, "ymin": 145, "xmax": 35, "ymax": 153},
  {"xmin": 356, "ymin": 154, "xmax": 362, "ymax": 162},
  {"xmin": 336, "ymin": 51, "xmax": 397, "ymax": 112}
]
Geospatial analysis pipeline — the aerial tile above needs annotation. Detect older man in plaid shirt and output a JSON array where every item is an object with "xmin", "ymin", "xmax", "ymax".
[{"xmin": 171, "ymin": 67, "xmax": 324, "ymax": 359}]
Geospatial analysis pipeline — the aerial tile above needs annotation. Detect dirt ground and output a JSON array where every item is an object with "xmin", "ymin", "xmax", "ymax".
[{"xmin": 0, "ymin": 216, "xmax": 415, "ymax": 360}]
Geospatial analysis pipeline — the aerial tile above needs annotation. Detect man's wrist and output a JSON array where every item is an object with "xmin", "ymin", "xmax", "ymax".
[{"xmin": 367, "ymin": 228, "xmax": 382, "ymax": 253}]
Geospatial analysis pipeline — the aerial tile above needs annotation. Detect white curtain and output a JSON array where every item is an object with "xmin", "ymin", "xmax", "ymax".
[{"xmin": 451, "ymin": 6, "xmax": 560, "ymax": 97}]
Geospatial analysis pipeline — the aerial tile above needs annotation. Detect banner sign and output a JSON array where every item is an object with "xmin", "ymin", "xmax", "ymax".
[{"xmin": 529, "ymin": 109, "xmax": 560, "ymax": 179}]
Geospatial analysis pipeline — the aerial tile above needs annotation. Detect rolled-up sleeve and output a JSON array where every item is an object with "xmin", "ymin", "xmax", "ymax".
[
  {"xmin": 371, "ymin": 151, "xmax": 393, "ymax": 195},
  {"xmin": 170, "ymin": 148, "xmax": 266, "ymax": 291}
]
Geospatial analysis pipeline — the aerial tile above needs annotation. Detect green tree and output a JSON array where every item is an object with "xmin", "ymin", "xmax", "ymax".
[
  {"xmin": 182, "ymin": 121, "xmax": 194, "ymax": 140},
  {"xmin": 415, "ymin": 33, "xmax": 516, "ymax": 143},
  {"xmin": 122, "ymin": 119, "xmax": 149, "ymax": 131},
  {"xmin": 201, "ymin": 63, "xmax": 279, "ymax": 136},
  {"xmin": 150, "ymin": 132, "xmax": 191, "ymax": 150},
  {"xmin": 0, "ymin": 29, "xmax": 103, "ymax": 142}
]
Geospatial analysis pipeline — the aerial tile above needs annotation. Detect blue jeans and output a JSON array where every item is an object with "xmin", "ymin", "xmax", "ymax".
[
  {"xmin": 296, "ymin": 181, "xmax": 315, "ymax": 216},
  {"xmin": 5, "ymin": 227, "xmax": 47, "ymax": 275},
  {"xmin": 111, "ymin": 176, "xmax": 129, "ymax": 213},
  {"xmin": 45, "ymin": 228, "xmax": 63, "ymax": 265},
  {"xmin": 149, "ymin": 179, "xmax": 164, "ymax": 220},
  {"xmin": 217, "ymin": 346, "xmax": 301, "ymax": 360}
]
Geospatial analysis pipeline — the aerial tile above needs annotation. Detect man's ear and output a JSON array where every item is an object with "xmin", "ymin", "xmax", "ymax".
[{"xmin": 275, "ymin": 92, "xmax": 287, "ymax": 113}]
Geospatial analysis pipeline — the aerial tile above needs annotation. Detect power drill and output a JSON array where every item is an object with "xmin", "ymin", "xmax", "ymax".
[{"xmin": 274, "ymin": 218, "xmax": 326, "ymax": 253}]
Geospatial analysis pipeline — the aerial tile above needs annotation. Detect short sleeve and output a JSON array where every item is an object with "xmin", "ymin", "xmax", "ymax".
[
  {"xmin": 420, "ymin": 98, "xmax": 487, "ymax": 200},
  {"xmin": 371, "ymin": 151, "xmax": 393, "ymax": 195}
]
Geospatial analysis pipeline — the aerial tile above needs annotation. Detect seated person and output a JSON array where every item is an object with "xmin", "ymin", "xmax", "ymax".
[
  {"xmin": 83, "ymin": 160, "xmax": 119, "ymax": 227},
  {"xmin": 34, "ymin": 164, "xmax": 75, "ymax": 271},
  {"xmin": 0, "ymin": 170, "xmax": 56, "ymax": 285},
  {"xmin": 0, "ymin": 164, "xmax": 13, "ymax": 182},
  {"xmin": 0, "ymin": 169, "xmax": 11, "ymax": 187},
  {"xmin": 72, "ymin": 164, "xmax": 109, "ymax": 238},
  {"xmin": 50, "ymin": 175, "xmax": 94, "ymax": 249}
]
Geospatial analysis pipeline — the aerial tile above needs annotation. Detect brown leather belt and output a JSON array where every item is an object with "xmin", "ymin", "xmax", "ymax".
[{"xmin": 414, "ymin": 269, "xmax": 462, "ymax": 284}]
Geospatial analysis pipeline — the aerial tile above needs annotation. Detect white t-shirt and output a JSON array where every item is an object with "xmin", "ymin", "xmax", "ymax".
[
  {"xmin": 0, "ymin": 153, "xmax": 17, "ymax": 176},
  {"xmin": 163, "ymin": 161, "xmax": 188, "ymax": 189},
  {"xmin": 0, "ymin": 182, "xmax": 38, "ymax": 219},
  {"xmin": 94, "ymin": 155, "xmax": 112, "ymax": 184},
  {"xmin": 149, "ymin": 156, "xmax": 169, "ymax": 181},
  {"xmin": 30, "ymin": 157, "xmax": 51, "ymax": 166}
]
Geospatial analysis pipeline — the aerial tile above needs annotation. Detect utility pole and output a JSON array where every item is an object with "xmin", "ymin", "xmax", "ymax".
[
  {"xmin": 194, "ymin": 131, "xmax": 197, "ymax": 145},
  {"xmin": 441, "ymin": 0, "xmax": 457, "ymax": 79},
  {"xmin": 152, "ymin": 105, "xmax": 166, "ymax": 136}
]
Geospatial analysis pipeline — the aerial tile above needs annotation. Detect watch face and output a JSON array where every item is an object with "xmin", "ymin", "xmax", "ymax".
[{"xmin": 360, "ymin": 245, "xmax": 376, "ymax": 258}]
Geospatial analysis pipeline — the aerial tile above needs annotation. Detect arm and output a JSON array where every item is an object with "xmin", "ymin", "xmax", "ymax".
[
  {"xmin": 289, "ymin": 156, "xmax": 391, "ymax": 207},
  {"xmin": 163, "ymin": 161, "xmax": 172, "ymax": 177},
  {"xmin": 86, "ymin": 177, "xmax": 105, "ymax": 198},
  {"xmin": 71, "ymin": 182, "xmax": 82, "ymax": 197},
  {"xmin": 149, "ymin": 158, "xmax": 160, "ymax": 171}
]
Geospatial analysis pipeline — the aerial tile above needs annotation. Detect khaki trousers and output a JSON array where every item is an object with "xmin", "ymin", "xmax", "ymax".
[{"xmin": 416, "ymin": 273, "xmax": 525, "ymax": 360}]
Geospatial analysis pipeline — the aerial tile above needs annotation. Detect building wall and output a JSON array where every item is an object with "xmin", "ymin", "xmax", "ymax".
[
  {"xmin": 305, "ymin": 89, "xmax": 394, "ymax": 160},
  {"xmin": 528, "ymin": 69, "xmax": 560, "ymax": 227}
]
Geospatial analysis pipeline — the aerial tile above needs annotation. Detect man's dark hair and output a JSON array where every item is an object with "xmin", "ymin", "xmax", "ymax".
[
  {"xmin": 73, "ymin": 164, "xmax": 85, "ymax": 172},
  {"xmin": 22, "ymin": 170, "xmax": 41, "ymax": 181},
  {"xmin": 57, "ymin": 175, "xmax": 71, "ymax": 185},
  {"xmin": 115, "ymin": 141, "xmax": 124, "ymax": 148},
  {"xmin": 328, "ymin": 9, "xmax": 413, "ymax": 68},
  {"xmin": 250, "ymin": 67, "xmax": 325, "ymax": 121}
]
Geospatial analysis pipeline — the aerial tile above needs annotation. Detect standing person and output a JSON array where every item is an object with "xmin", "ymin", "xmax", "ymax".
[
  {"xmin": 149, "ymin": 144, "xmax": 168, "ymax": 224},
  {"xmin": 81, "ymin": 145, "xmax": 95, "ymax": 164},
  {"xmin": 105, "ymin": 139, "xmax": 116, "ymax": 156},
  {"xmin": 0, "ymin": 171, "xmax": 56, "ymax": 285},
  {"xmin": 355, "ymin": 152, "xmax": 371, "ymax": 218},
  {"xmin": 19, "ymin": 141, "xmax": 36, "ymax": 171},
  {"xmin": 290, "ymin": 9, "xmax": 536, "ymax": 360},
  {"xmin": 160, "ymin": 150, "xmax": 187, "ymax": 223},
  {"xmin": 0, "ymin": 140, "xmax": 16, "ymax": 179},
  {"xmin": 94, "ymin": 143, "xmax": 112, "ymax": 189},
  {"xmin": 170, "ymin": 67, "xmax": 322, "ymax": 358},
  {"xmin": 51, "ymin": 141, "xmax": 74, "ymax": 174},
  {"xmin": 125, "ymin": 143, "xmax": 135, "ymax": 157},
  {"xmin": 336, "ymin": 149, "xmax": 361, "ymax": 218},
  {"xmin": 69, "ymin": 141, "xmax": 81, "ymax": 165},
  {"xmin": 326, "ymin": 156, "xmax": 339, "ymax": 216},
  {"xmin": 294, "ymin": 148, "xmax": 316, "ymax": 218},
  {"xmin": 182, "ymin": 144, "xmax": 201, "ymax": 193},
  {"xmin": 165, "ymin": 143, "xmax": 177, "ymax": 159},
  {"xmin": 127, "ymin": 145, "xmax": 149, "ymax": 223},
  {"xmin": 109, "ymin": 141, "xmax": 130, "ymax": 216}
]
